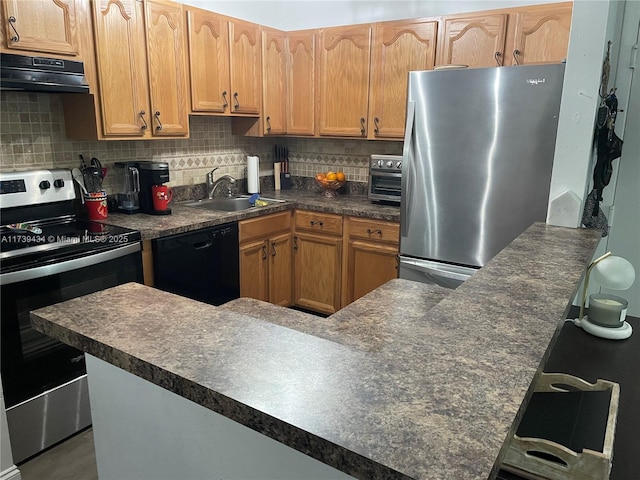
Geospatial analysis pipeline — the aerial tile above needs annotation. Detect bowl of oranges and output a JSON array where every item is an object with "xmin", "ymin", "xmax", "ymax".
[{"xmin": 314, "ymin": 171, "xmax": 346, "ymax": 197}]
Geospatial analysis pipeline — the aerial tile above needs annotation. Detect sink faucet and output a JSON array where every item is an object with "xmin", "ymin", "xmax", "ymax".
[{"xmin": 206, "ymin": 168, "xmax": 236, "ymax": 198}]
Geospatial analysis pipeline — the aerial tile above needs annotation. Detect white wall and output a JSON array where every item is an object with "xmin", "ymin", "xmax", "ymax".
[
  {"xmin": 602, "ymin": 1, "xmax": 640, "ymax": 315},
  {"xmin": 182, "ymin": 0, "xmax": 560, "ymax": 30}
]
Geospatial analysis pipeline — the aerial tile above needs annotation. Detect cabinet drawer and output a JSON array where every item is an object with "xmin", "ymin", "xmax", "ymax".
[
  {"xmin": 347, "ymin": 217, "xmax": 399, "ymax": 244},
  {"xmin": 295, "ymin": 210, "xmax": 343, "ymax": 235},
  {"xmin": 239, "ymin": 211, "xmax": 291, "ymax": 243}
]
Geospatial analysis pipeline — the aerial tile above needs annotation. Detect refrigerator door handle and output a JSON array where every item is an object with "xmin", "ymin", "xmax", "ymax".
[
  {"xmin": 399, "ymin": 256, "xmax": 476, "ymax": 282},
  {"xmin": 401, "ymin": 101, "xmax": 416, "ymax": 238}
]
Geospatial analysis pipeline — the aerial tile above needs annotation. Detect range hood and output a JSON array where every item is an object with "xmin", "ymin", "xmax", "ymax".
[{"xmin": 0, "ymin": 53, "xmax": 89, "ymax": 94}]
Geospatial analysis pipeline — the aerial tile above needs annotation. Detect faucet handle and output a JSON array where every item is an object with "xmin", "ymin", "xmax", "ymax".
[{"xmin": 206, "ymin": 167, "xmax": 218, "ymax": 184}]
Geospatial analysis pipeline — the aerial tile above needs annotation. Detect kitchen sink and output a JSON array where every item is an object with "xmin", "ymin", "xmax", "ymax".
[{"xmin": 181, "ymin": 195, "xmax": 284, "ymax": 212}]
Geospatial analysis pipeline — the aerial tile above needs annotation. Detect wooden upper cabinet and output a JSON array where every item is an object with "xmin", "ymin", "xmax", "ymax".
[
  {"xmin": 1, "ymin": 0, "xmax": 78, "ymax": 55},
  {"xmin": 507, "ymin": 2, "xmax": 572, "ymax": 66},
  {"xmin": 286, "ymin": 30, "xmax": 315, "ymax": 136},
  {"xmin": 229, "ymin": 18, "xmax": 261, "ymax": 115},
  {"xmin": 144, "ymin": 0, "xmax": 188, "ymax": 135},
  {"xmin": 186, "ymin": 7, "xmax": 231, "ymax": 114},
  {"xmin": 261, "ymin": 27, "xmax": 286, "ymax": 135},
  {"xmin": 92, "ymin": 0, "xmax": 149, "ymax": 136},
  {"xmin": 369, "ymin": 19, "xmax": 437, "ymax": 139},
  {"xmin": 436, "ymin": 13, "xmax": 507, "ymax": 68},
  {"xmin": 317, "ymin": 24, "xmax": 372, "ymax": 137}
]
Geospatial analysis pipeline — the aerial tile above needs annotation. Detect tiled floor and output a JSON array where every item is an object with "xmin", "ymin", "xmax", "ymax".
[{"xmin": 18, "ymin": 428, "xmax": 98, "ymax": 480}]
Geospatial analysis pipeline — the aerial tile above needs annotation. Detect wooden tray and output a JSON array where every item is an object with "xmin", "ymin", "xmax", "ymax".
[{"xmin": 502, "ymin": 372, "xmax": 619, "ymax": 480}]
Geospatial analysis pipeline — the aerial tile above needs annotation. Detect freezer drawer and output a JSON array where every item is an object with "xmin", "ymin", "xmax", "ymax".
[{"xmin": 398, "ymin": 256, "xmax": 476, "ymax": 289}]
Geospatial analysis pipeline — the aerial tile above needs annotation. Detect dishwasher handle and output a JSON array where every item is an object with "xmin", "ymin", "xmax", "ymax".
[{"xmin": 192, "ymin": 239, "xmax": 214, "ymax": 250}]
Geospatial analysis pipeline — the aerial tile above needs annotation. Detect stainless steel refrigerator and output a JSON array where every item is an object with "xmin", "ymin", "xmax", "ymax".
[{"xmin": 399, "ymin": 64, "xmax": 565, "ymax": 288}]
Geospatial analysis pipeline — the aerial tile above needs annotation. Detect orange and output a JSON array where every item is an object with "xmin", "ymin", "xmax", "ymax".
[
  {"xmin": 336, "ymin": 172, "xmax": 345, "ymax": 182},
  {"xmin": 315, "ymin": 172, "xmax": 325, "ymax": 181},
  {"xmin": 326, "ymin": 172, "xmax": 337, "ymax": 181}
]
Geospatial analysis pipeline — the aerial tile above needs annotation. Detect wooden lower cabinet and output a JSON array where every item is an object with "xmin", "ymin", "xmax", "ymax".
[
  {"xmin": 239, "ymin": 212, "xmax": 293, "ymax": 306},
  {"xmin": 293, "ymin": 232, "xmax": 342, "ymax": 315},
  {"xmin": 239, "ymin": 210, "xmax": 398, "ymax": 315},
  {"xmin": 342, "ymin": 217, "xmax": 399, "ymax": 306},
  {"xmin": 293, "ymin": 210, "xmax": 343, "ymax": 314}
]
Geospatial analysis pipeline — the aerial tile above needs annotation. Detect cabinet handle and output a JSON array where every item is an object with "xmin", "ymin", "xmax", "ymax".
[
  {"xmin": 261, "ymin": 245, "xmax": 267, "ymax": 260},
  {"xmin": 271, "ymin": 241, "xmax": 276, "ymax": 257},
  {"xmin": 266, "ymin": 116, "xmax": 271, "ymax": 133},
  {"xmin": 309, "ymin": 220, "xmax": 323, "ymax": 227},
  {"xmin": 494, "ymin": 51, "xmax": 503, "ymax": 66},
  {"xmin": 513, "ymin": 49, "xmax": 521, "ymax": 66},
  {"xmin": 139, "ymin": 110, "xmax": 148, "ymax": 130},
  {"xmin": 293, "ymin": 236, "xmax": 298, "ymax": 250},
  {"xmin": 373, "ymin": 117, "xmax": 380, "ymax": 135},
  {"xmin": 233, "ymin": 92, "xmax": 240, "ymax": 110},
  {"xmin": 8, "ymin": 16, "xmax": 19, "ymax": 42},
  {"xmin": 154, "ymin": 111, "xmax": 163, "ymax": 131},
  {"xmin": 222, "ymin": 91, "xmax": 229, "ymax": 109},
  {"xmin": 366, "ymin": 228, "xmax": 382, "ymax": 236},
  {"xmin": 360, "ymin": 117, "xmax": 366, "ymax": 135}
]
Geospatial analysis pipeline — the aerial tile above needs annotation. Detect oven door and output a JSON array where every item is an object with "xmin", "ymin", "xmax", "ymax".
[
  {"xmin": 0, "ymin": 243, "xmax": 142, "ymax": 462},
  {"xmin": 369, "ymin": 170, "xmax": 401, "ymax": 202}
]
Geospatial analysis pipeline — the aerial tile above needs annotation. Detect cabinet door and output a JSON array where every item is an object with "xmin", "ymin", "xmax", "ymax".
[
  {"xmin": 369, "ymin": 19, "xmax": 437, "ymax": 139},
  {"xmin": 240, "ymin": 239, "xmax": 269, "ymax": 302},
  {"xmin": 286, "ymin": 30, "xmax": 315, "ymax": 136},
  {"xmin": 345, "ymin": 240, "xmax": 398, "ymax": 305},
  {"xmin": 436, "ymin": 13, "xmax": 507, "ymax": 68},
  {"xmin": 317, "ymin": 24, "xmax": 372, "ymax": 137},
  {"xmin": 509, "ymin": 4, "xmax": 572, "ymax": 66},
  {"xmin": 261, "ymin": 27, "xmax": 287, "ymax": 135},
  {"xmin": 144, "ymin": 0, "xmax": 189, "ymax": 136},
  {"xmin": 268, "ymin": 232, "xmax": 292, "ymax": 306},
  {"xmin": 2, "ymin": 0, "xmax": 78, "ymax": 55},
  {"xmin": 229, "ymin": 18, "xmax": 261, "ymax": 115},
  {"xmin": 293, "ymin": 233, "xmax": 342, "ymax": 315},
  {"xmin": 93, "ymin": 0, "xmax": 150, "ymax": 136},
  {"xmin": 186, "ymin": 7, "xmax": 230, "ymax": 113}
]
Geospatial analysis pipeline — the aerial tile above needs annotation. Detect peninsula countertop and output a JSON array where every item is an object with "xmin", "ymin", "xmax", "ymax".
[
  {"xmin": 101, "ymin": 190, "xmax": 401, "ymax": 240},
  {"xmin": 30, "ymin": 223, "xmax": 602, "ymax": 479}
]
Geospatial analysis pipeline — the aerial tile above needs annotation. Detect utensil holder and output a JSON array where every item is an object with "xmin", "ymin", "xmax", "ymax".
[{"xmin": 84, "ymin": 191, "xmax": 108, "ymax": 220}]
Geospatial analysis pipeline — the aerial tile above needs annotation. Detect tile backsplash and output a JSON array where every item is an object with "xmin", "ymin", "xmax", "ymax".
[{"xmin": 0, "ymin": 91, "xmax": 402, "ymax": 195}]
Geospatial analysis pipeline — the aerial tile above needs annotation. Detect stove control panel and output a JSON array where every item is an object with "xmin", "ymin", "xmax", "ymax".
[
  {"xmin": 0, "ymin": 179, "xmax": 26, "ymax": 195},
  {"xmin": 0, "ymin": 169, "xmax": 74, "ymax": 209}
]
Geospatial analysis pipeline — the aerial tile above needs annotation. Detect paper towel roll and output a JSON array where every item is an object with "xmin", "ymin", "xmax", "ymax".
[
  {"xmin": 247, "ymin": 156, "xmax": 259, "ymax": 194},
  {"xmin": 274, "ymin": 162, "xmax": 281, "ymax": 190}
]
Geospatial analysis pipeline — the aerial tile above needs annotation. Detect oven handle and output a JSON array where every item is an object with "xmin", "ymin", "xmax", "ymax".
[
  {"xmin": 0, "ymin": 243, "xmax": 141, "ymax": 286},
  {"xmin": 370, "ymin": 170, "xmax": 402, "ymax": 178}
]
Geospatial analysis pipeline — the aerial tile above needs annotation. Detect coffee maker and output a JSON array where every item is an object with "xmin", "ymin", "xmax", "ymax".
[{"xmin": 136, "ymin": 161, "xmax": 172, "ymax": 215}]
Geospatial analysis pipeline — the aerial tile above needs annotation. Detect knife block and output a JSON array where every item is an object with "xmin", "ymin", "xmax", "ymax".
[{"xmin": 280, "ymin": 173, "xmax": 292, "ymax": 190}]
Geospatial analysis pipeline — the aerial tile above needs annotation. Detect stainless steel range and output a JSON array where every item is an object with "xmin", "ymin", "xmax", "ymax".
[
  {"xmin": 0, "ymin": 169, "xmax": 143, "ymax": 463},
  {"xmin": 368, "ymin": 154, "xmax": 402, "ymax": 204}
]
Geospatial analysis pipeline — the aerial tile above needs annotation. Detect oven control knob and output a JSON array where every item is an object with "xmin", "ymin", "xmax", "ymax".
[
  {"xmin": 39, "ymin": 180, "xmax": 51, "ymax": 190},
  {"xmin": 386, "ymin": 161, "xmax": 393, "ymax": 168},
  {"xmin": 377, "ymin": 159, "xmax": 384, "ymax": 167},
  {"xmin": 54, "ymin": 179, "xmax": 65, "ymax": 188},
  {"xmin": 396, "ymin": 161, "xmax": 402, "ymax": 169}
]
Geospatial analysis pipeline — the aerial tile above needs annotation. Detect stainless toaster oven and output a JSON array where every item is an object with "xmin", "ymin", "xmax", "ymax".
[{"xmin": 368, "ymin": 154, "xmax": 402, "ymax": 203}]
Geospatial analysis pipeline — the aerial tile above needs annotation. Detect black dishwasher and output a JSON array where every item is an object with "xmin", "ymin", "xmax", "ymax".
[{"xmin": 152, "ymin": 222, "xmax": 239, "ymax": 305}]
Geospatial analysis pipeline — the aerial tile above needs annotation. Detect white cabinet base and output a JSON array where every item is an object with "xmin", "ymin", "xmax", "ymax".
[{"xmin": 85, "ymin": 355, "xmax": 354, "ymax": 480}]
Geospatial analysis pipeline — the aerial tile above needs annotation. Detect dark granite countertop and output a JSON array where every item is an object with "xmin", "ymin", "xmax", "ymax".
[
  {"xmin": 30, "ymin": 223, "xmax": 601, "ymax": 480},
  {"xmin": 102, "ymin": 190, "xmax": 400, "ymax": 240}
]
